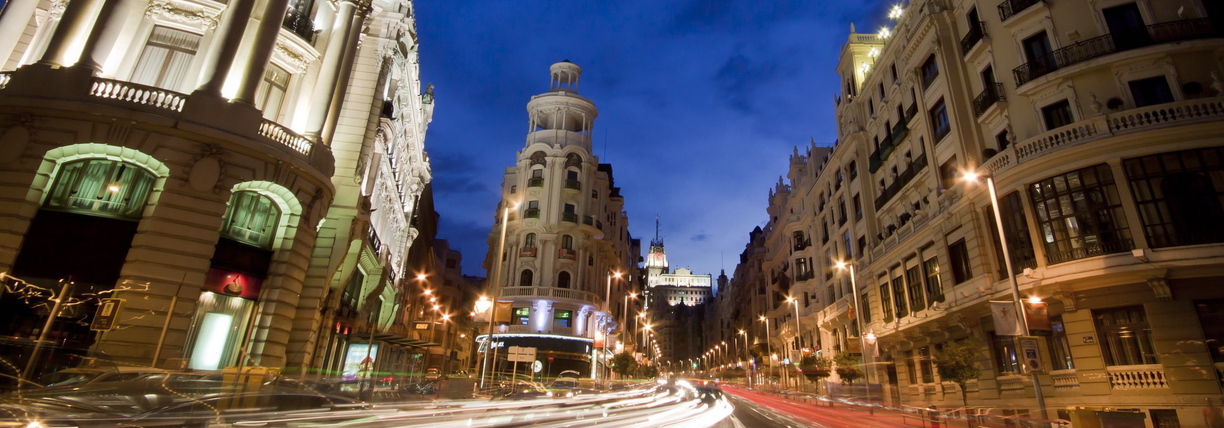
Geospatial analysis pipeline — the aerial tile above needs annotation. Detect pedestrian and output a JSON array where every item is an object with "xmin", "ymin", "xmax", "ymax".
[{"xmin": 1206, "ymin": 398, "xmax": 1224, "ymax": 428}]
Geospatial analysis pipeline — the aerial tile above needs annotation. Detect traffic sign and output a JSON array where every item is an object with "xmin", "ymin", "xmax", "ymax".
[
  {"xmin": 532, "ymin": 360, "xmax": 543, "ymax": 373},
  {"xmin": 90, "ymin": 298, "xmax": 124, "ymax": 331},
  {"xmin": 507, "ymin": 346, "xmax": 537, "ymax": 362}
]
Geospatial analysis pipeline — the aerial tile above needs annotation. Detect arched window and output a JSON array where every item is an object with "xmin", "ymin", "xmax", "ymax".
[
  {"xmin": 221, "ymin": 191, "xmax": 282, "ymax": 248},
  {"xmin": 557, "ymin": 271, "xmax": 571, "ymax": 289},
  {"xmin": 44, "ymin": 158, "xmax": 156, "ymax": 219},
  {"xmin": 519, "ymin": 269, "xmax": 533, "ymax": 287},
  {"xmin": 561, "ymin": 235, "xmax": 573, "ymax": 250},
  {"xmin": 524, "ymin": 233, "xmax": 536, "ymax": 248}
]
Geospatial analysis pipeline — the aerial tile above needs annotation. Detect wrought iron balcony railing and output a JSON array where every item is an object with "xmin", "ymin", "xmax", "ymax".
[{"xmin": 1014, "ymin": 19, "xmax": 1219, "ymax": 86}]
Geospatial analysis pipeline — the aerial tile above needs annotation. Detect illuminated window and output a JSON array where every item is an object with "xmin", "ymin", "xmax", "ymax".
[
  {"xmin": 1094, "ymin": 306, "xmax": 1157, "ymax": 366},
  {"xmin": 130, "ymin": 26, "xmax": 202, "ymax": 91},
  {"xmin": 220, "ymin": 191, "xmax": 281, "ymax": 248},
  {"xmin": 45, "ymin": 158, "xmax": 156, "ymax": 219},
  {"xmin": 254, "ymin": 64, "xmax": 290, "ymax": 120},
  {"xmin": 1029, "ymin": 164, "xmax": 1132, "ymax": 264},
  {"xmin": 554, "ymin": 310, "xmax": 573, "ymax": 328},
  {"xmin": 513, "ymin": 307, "xmax": 530, "ymax": 325}
]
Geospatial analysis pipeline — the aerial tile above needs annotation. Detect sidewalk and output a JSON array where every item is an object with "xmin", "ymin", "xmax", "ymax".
[{"xmin": 721, "ymin": 384, "xmax": 972, "ymax": 428}]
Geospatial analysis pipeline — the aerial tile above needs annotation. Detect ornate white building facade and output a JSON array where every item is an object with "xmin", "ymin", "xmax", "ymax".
[
  {"xmin": 718, "ymin": 0, "xmax": 1224, "ymax": 425},
  {"xmin": 0, "ymin": 0, "xmax": 433, "ymax": 380},
  {"xmin": 481, "ymin": 61, "xmax": 637, "ymax": 380}
]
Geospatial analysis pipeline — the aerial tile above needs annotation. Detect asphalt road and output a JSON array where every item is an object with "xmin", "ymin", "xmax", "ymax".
[{"xmin": 713, "ymin": 393, "xmax": 818, "ymax": 428}]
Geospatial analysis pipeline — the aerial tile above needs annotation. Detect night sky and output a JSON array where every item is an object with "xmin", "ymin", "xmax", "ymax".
[{"xmin": 416, "ymin": 1, "xmax": 894, "ymax": 277}]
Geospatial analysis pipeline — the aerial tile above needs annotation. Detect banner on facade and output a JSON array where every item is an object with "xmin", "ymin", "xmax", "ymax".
[
  {"xmin": 863, "ymin": 334, "xmax": 880, "ymax": 358},
  {"xmin": 494, "ymin": 301, "xmax": 512, "ymax": 323},
  {"xmin": 1023, "ymin": 301, "xmax": 1051, "ymax": 331},
  {"xmin": 990, "ymin": 300, "xmax": 1025, "ymax": 336},
  {"xmin": 203, "ymin": 268, "xmax": 263, "ymax": 300}
]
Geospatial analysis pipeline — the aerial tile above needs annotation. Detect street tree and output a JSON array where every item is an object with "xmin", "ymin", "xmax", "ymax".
[{"xmin": 933, "ymin": 339, "xmax": 982, "ymax": 408}]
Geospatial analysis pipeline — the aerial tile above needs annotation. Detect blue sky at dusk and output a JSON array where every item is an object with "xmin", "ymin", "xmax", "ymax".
[{"xmin": 416, "ymin": 1, "xmax": 893, "ymax": 277}]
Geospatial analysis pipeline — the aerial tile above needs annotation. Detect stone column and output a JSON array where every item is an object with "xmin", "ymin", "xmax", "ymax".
[
  {"xmin": 193, "ymin": 0, "xmax": 258, "ymax": 95},
  {"xmin": 302, "ymin": 0, "xmax": 360, "ymax": 140},
  {"xmin": 232, "ymin": 0, "xmax": 293, "ymax": 106},
  {"xmin": 0, "ymin": 0, "xmax": 41, "ymax": 67},
  {"xmin": 37, "ymin": 0, "xmax": 104, "ymax": 67},
  {"xmin": 77, "ymin": 0, "xmax": 135, "ymax": 73},
  {"xmin": 317, "ymin": 7, "xmax": 366, "ymax": 143}
]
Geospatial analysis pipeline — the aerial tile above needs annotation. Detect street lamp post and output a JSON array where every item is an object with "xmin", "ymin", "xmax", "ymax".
[
  {"xmin": 835, "ymin": 261, "xmax": 873, "ymax": 413},
  {"xmin": 962, "ymin": 171, "xmax": 1049, "ymax": 421},
  {"xmin": 759, "ymin": 315, "xmax": 773, "ymax": 387},
  {"xmin": 600, "ymin": 271, "xmax": 622, "ymax": 386},
  {"xmin": 786, "ymin": 296, "xmax": 803, "ymax": 391},
  {"xmin": 480, "ymin": 203, "xmax": 515, "ymax": 389}
]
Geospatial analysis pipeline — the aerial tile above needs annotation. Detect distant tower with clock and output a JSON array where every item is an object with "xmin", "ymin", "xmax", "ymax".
[{"xmin": 480, "ymin": 61, "xmax": 638, "ymax": 379}]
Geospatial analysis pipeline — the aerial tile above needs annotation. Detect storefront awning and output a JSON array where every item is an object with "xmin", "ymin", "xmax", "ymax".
[{"xmin": 352, "ymin": 332, "xmax": 436, "ymax": 349}]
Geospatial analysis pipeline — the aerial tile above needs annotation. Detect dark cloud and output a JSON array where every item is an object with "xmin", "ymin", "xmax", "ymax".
[
  {"xmin": 668, "ymin": 0, "xmax": 809, "ymax": 34},
  {"xmin": 714, "ymin": 52, "xmax": 780, "ymax": 113},
  {"xmin": 416, "ymin": 0, "xmax": 890, "ymax": 275}
]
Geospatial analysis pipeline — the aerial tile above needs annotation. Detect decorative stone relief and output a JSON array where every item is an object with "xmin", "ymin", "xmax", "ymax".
[
  {"xmin": 1146, "ymin": 277, "xmax": 1172, "ymax": 301},
  {"xmin": 272, "ymin": 42, "xmax": 311, "ymax": 74},
  {"xmin": 0, "ymin": 114, "xmax": 36, "ymax": 165},
  {"xmin": 183, "ymin": 144, "xmax": 226, "ymax": 193},
  {"xmin": 145, "ymin": 0, "xmax": 222, "ymax": 30}
]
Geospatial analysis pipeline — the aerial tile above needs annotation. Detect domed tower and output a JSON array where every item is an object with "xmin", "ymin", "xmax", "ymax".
[
  {"xmin": 524, "ymin": 60, "xmax": 599, "ymax": 149},
  {"xmin": 482, "ymin": 62, "xmax": 635, "ymax": 381}
]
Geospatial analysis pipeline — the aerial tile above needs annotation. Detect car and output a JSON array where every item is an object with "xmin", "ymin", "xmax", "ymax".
[
  {"xmin": 38, "ymin": 366, "xmax": 170, "ymax": 389},
  {"xmin": 0, "ymin": 337, "xmax": 110, "ymax": 392},
  {"xmin": 0, "ymin": 373, "xmax": 363, "ymax": 427},
  {"xmin": 424, "ymin": 367, "xmax": 441, "ymax": 380},
  {"xmin": 695, "ymin": 385, "xmax": 723, "ymax": 405}
]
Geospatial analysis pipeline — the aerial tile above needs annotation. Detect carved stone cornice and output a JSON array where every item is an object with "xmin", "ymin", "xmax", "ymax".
[{"xmin": 145, "ymin": 0, "xmax": 225, "ymax": 31}]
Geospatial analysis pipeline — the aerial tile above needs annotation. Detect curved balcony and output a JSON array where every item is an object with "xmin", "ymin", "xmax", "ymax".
[
  {"xmin": 985, "ymin": 97, "xmax": 1224, "ymax": 176},
  {"xmin": 1014, "ymin": 19, "xmax": 1221, "ymax": 87},
  {"xmin": 500, "ymin": 286, "xmax": 602, "ymax": 306}
]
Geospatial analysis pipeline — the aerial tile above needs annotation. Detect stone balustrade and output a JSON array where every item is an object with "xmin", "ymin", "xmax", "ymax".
[
  {"xmin": 1050, "ymin": 369, "xmax": 1079, "ymax": 390},
  {"xmin": 997, "ymin": 374, "xmax": 1027, "ymax": 392},
  {"xmin": 258, "ymin": 119, "xmax": 312, "ymax": 154},
  {"xmin": 1107, "ymin": 364, "xmax": 1168, "ymax": 390},
  {"xmin": 90, "ymin": 78, "xmax": 187, "ymax": 112}
]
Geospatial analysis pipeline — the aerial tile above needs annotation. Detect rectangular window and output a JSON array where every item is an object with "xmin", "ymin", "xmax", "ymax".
[
  {"xmin": 1048, "ymin": 316, "xmax": 1075, "ymax": 370},
  {"xmin": 853, "ymin": 194, "xmax": 863, "ymax": 220},
  {"xmin": 513, "ymin": 307, "xmax": 531, "ymax": 325},
  {"xmin": 341, "ymin": 269, "xmax": 366, "ymax": 311},
  {"xmin": 1196, "ymin": 299, "xmax": 1224, "ymax": 362},
  {"xmin": 879, "ymin": 281, "xmax": 894, "ymax": 321},
  {"xmin": 1129, "ymin": 76, "xmax": 1174, "ymax": 108},
  {"xmin": 991, "ymin": 332, "xmax": 1021, "ymax": 374},
  {"xmin": 1042, "ymin": 99, "xmax": 1074, "ymax": 130},
  {"xmin": 254, "ymin": 64, "xmax": 290, "ymax": 120},
  {"xmin": 859, "ymin": 292, "xmax": 871, "ymax": 323},
  {"xmin": 905, "ymin": 264, "xmax": 925, "ymax": 311},
  {"xmin": 843, "ymin": 232, "xmax": 853, "ymax": 259},
  {"xmin": 1095, "ymin": 305, "xmax": 1157, "ymax": 366},
  {"xmin": 919, "ymin": 346, "xmax": 934, "ymax": 383},
  {"xmin": 130, "ymin": 26, "xmax": 202, "ymax": 91},
  {"xmin": 891, "ymin": 275, "xmax": 908, "ymax": 318},
  {"xmin": 986, "ymin": 191, "xmax": 1038, "ymax": 276},
  {"xmin": 949, "ymin": 239, "xmax": 973, "ymax": 284},
  {"xmin": 838, "ymin": 198, "xmax": 848, "ymax": 225},
  {"xmin": 554, "ymin": 310, "xmax": 573, "ymax": 328},
  {"xmin": 905, "ymin": 351, "xmax": 917, "ymax": 384},
  {"xmin": 923, "ymin": 256, "xmax": 944, "ymax": 303},
  {"xmin": 939, "ymin": 156, "xmax": 958, "ymax": 191},
  {"xmin": 848, "ymin": 161, "xmax": 858, "ymax": 180},
  {"xmin": 857, "ymin": 236, "xmax": 867, "ymax": 259},
  {"xmin": 1022, "ymin": 31, "xmax": 1055, "ymax": 79},
  {"xmin": 1030, "ymin": 164, "xmax": 1133, "ymax": 264},
  {"xmin": 525, "ymin": 200, "xmax": 540, "ymax": 218},
  {"xmin": 929, "ymin": 98, "xmax": 950, "ymax": 141},
  {"xmin": 1124, "ymin": 148, "xmax": 1224, "ymax": 248},
  {"xmin": 920, "ymin": 55, "xmax": 940, "ymax": 89}
]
